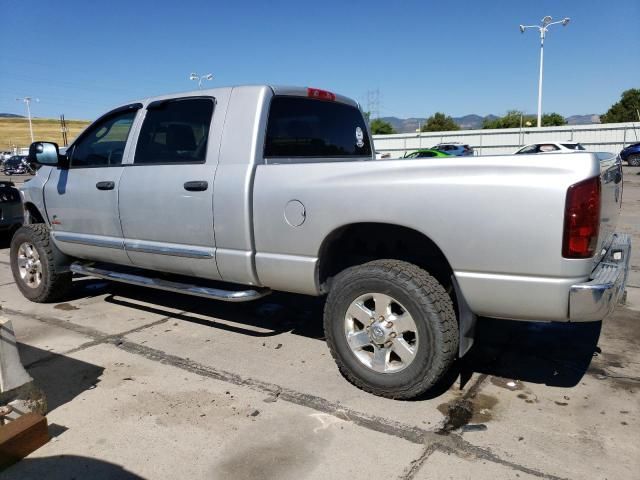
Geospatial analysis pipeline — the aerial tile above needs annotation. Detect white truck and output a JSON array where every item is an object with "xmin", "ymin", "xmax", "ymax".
[{"xmin": 12, "ymin": 85, "xmax": 631, "ymax": 399}]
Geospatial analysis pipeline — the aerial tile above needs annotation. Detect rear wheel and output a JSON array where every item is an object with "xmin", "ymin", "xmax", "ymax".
[
  {"xmin": 628, "ymin": 154, "xmax": 640, "ymax": 167},
  {"xmin": 10, "ymin": 225, "xmax": 71, "ymax": 302},
  {"xmin": 324, "ymin": 260, "xmax": 458, "ymax": 399}
]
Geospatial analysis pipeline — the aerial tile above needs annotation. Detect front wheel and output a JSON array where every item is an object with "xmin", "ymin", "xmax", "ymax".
[
  {"xmin": 323, "ymin": 260, "xmax": 458, "ymax": 399},
  {"xmin": 628, "ymin": 154, "xmax": 640, "ymax": 167},
  {"xmin": 10, "ymin": 225, "xmax": 71, "ymax": 302}
]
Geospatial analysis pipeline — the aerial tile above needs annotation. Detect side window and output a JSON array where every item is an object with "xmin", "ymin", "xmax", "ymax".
[
  {"xmin": 539, "ymin": 144, "xmax": 559, "ymax": 152},
  {"xmin": 264, "ymin": 96, "xmax": 372, "ymax": 159},
  {"xmin": 517, "ymin": 145, "xmax": 538, "ymax": 154},
  {"xmin": 69, "ymin": 110, "xmax": 137, "ymax": 167},
  {"xmin": 134, "ymin": 98, "xmax": 214, "ymax": 165}
]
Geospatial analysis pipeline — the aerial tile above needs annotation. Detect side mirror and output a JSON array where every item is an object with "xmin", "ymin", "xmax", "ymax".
[{"xmin": 28, "ymin": 142, "xmax": 67, "ymax": 168}]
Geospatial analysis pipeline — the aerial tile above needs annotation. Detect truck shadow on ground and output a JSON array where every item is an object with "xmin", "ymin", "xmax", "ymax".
[
  {"xmin": 459, "ymin": 317, "xmax": 602, "ymax": 389},
  {"xmin": 4, "ymin": 455, "xmax": 143, "ymax": 480},
  {"xmin": 65, "ymin": 277, "xmax": 602, "ymax": 395}
]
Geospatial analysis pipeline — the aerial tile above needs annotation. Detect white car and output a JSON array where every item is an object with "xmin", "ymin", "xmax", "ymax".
[{"xmin": 515, "ymin": 141, "xmax": 586, "ymax": 154}]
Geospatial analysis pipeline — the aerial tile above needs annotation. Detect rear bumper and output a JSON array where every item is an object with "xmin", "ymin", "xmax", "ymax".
[{"xmin": 569, "ymin": 233, "xmax": 631, "ymax": 321}]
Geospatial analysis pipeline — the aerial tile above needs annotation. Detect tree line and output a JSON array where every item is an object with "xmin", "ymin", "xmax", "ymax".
[{"xmin": 369, "ymin": 88, "xmax": 639, "ymax": 134}]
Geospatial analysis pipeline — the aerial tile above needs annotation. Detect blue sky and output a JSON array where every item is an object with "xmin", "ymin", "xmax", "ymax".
[{"xmin": 1, "ymin": 0, "xmax": 638, "ymax": 120}]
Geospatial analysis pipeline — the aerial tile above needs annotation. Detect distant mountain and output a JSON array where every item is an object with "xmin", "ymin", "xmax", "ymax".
[
  {"xmin": 566, "ymin": 114, "xmax": 600, "ymax": 125},
  {"xmin": 379, "ymin": 114, "xmax": 501, "ymax": 133},
  {"xmin": 378, "ymin": 113, "xmax": 600, "ymax": 133},
  {"xmin": 0, "ymin": 113, "xmax": 25, "ymax": 118},
  {"xmin": 454, "ymin": 114, "xmax": 499, "ymax": 130}
]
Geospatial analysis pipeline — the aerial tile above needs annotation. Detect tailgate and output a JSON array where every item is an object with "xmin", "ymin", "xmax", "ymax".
[{"xmin": 594, "ymin": 152, "xmax": 623, "ymax": 266}]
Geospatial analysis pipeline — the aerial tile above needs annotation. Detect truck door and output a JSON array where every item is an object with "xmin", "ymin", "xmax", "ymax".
[
  {"xmin": 44, "ymin": 105, "xmax": 140, "ymax": 265},
  {"xmin": 118, "ymin": 96, "xmax": 222, "ymax": 280}
]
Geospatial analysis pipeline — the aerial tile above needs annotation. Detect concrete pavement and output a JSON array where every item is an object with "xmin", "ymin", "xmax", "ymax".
[{"xmin": 0, "ymin": 168, "xmax": 637, "ymax": 479}]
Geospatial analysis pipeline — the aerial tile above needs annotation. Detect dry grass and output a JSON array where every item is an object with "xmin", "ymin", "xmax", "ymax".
[{"xmin": 0, "ymin": 118, "xmax": 90, "ymax": 151}]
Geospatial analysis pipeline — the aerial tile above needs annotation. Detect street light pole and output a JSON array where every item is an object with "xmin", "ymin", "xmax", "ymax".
[
  {"xmin": 536, "ymin": 27, "xmax": 545, "ymax": 129},
  {"xmin": 189, "ymin": 72, "xmax": 213, "ymax": 89},
  {"xmin": 519, "ymin": 16, "xmax": 570, "ymax": 128},
  {"xmin": 16, "ymin": 97, "xmax": 39, "ymax": 143}
]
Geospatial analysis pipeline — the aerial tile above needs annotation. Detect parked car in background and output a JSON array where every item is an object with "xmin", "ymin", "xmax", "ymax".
[
  {"xmin": 375, "ymin": 151, "xmax": 391, "ymax": 159},
  {"xmin": 403, "ymin": 149, "xmax": 452, "ymax": 159},
  {"xmin": 0, "ymin": 181, "xmax": 23, "ymax": 233},
  {"xmin": 431, "ymin": 142, "xmax": 474, "ymax": 156},
  {"xmin": 515, "ymin": 142, "xmax": 586, "ymax": 155},
  {"xmin": 3, "ymin": 155, "xmax": 36, "ymax": 175},
  {"xmin": 619, "ymin": 142, "xmax": 640, "ymax": 166}
]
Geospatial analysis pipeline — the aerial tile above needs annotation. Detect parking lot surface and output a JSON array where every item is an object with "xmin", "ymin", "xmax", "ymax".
[{"xmin": 0, "ymin": 168, "xmax": 638, "ymax": 479}]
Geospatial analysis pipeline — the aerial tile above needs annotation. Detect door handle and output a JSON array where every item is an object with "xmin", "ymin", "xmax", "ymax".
[
  {"xmin": 184, "ymin": 181, "xmax": 208, "ymax": 192},
  {"xmin": 96, "ymin": 181, "xmax": 115, "ymax": 190}
]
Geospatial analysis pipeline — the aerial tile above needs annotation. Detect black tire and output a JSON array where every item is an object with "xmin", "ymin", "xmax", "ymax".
[
  {"xmin": 10, "ymin": 225, "xmax": 71, "ymax": 302},
  {"xmin": 628, "ymin": 154, "xmax": 640, "ymax": 167},
  {"xmin": 324, "ymin": 260, "xmax": 458, "ymax": 399}
]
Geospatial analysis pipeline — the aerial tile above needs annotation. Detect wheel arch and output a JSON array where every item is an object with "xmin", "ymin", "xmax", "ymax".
[
  {"xmin": 23, "ymin": 201, "xmax": 47, "ymax": 224},
  {"xmin": 317, "ymin": 222, "xmax": 454, "ymax": 291},
  {"xmin": 317, "ymin": 222, "xmax": 476, "ymax": 357}
]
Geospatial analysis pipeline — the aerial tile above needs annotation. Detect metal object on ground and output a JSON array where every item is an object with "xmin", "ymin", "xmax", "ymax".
[{"xmin": 0, "ymin": 318, "xmax": 32, "ymax": 394}]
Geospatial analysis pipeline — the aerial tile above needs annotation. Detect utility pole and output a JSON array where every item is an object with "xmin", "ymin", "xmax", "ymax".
[
  {"xmin": 519, "ymin": 16, "xmax": 570, "ymax": 127},
  {"xmin": 366, "ymin": 89, "xmax": 380, "ymax": 120},
  {"xmin": 60, "ymin": 114, "xmax": 69, "ymax": 146},
  {"xmin": 16, "ymin": 97, "xmax": 39, "ymax": 143}
]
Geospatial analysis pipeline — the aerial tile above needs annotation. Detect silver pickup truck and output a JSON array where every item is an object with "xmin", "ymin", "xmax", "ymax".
[{"xmin": 12, "ymin": 85, "xmax": 631, "ymax": 399}]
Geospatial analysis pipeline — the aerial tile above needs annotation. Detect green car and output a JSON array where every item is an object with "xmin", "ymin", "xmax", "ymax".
[{"xmin": 403, "ymin": 149, "xmax": 452, "ymax": 158}]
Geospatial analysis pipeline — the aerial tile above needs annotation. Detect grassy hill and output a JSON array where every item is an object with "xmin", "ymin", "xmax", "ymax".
[{"xmin": 0, "ymin": 118, "xmax": 90, "ymax": 151}]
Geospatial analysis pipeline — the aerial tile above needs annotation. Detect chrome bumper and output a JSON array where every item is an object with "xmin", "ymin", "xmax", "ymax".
[{"xmin": 569, "ymin": 233, "xmax": 631, "ymax": 321}]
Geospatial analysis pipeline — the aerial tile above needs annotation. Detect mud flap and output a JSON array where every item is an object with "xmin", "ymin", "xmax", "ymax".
[{"xmin": 452, "ymin": 275, "xmax": 477, "ymax": 357}]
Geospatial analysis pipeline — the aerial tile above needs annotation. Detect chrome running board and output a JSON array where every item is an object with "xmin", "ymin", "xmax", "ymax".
[{"xmin": 70, "ymin": 262, "xmax": 271, "ymax": 303}]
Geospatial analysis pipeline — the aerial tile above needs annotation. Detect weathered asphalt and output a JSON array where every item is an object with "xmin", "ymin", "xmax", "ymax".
[{"xmin": 0, "ymin": 167, "xmax": 638, "ymax": 479}]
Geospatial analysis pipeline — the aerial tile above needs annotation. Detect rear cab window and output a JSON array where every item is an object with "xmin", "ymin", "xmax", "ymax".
[{"xmin": 264, "ymin": 96, "xmax": 371, "ymax": 161}]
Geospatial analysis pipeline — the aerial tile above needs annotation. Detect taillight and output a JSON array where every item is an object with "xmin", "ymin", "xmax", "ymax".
[
  {"xmin": 562, "ymin": 176, "xmax": 601, "ymax": 258},
  {"xmin": 307, "ymin": 87, "xmax": 336, "ymax": 101}
]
